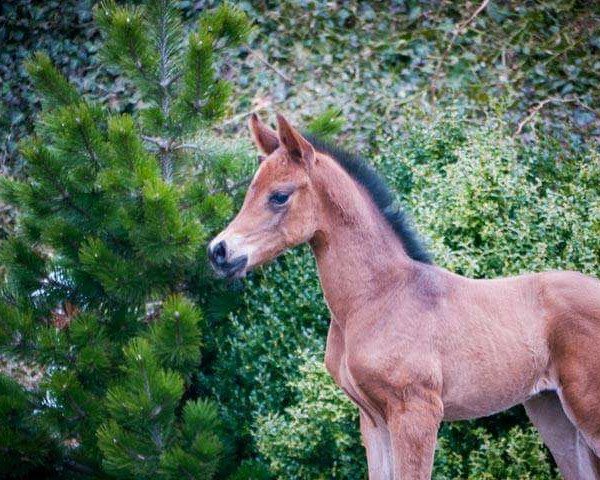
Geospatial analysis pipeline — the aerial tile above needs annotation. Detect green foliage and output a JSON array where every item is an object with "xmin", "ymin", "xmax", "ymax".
[
  {"xmin": 306, "ymin": 107, "xmax": 344, "ymax": 140},
  {"xmin": 233, "ymin": 0, "xmax": 598, "ymax": 148},
  {"xmin": 97, "ymin": 338, "xmax": 224, "ymax": 479},
  {"xmin": 254, "ymin": 354, "xmax": 366, "ymax": 480},
  {"xmin": 228, "ymin": 460, "xmax": 273, "ymax": 480},
  {"xmin": 25, "ymin": 52, "xmax": 80, "ymax": 110},
  {"xmin": 0, "ymin": 301, "xmax": 35, "ymax": 348},
  {"xmin": 211, "ymin": 248, "xmax": 327, "ymax": 444},
  {"xmin": 0, "ymin": 1, "xmax": 251, "ymax": 236},
  {"xmin": 97, "ymin": 0, "xmax": 250, "ymax": 141},
  {"xmin": 434, "ymin": 423, "xmax": 559, "ymax": 480},
  {"xmin": 466, "ymin": 426, "xmax": 558, "ymax": 480},
  {"xmin": 174, "ymin": 2, "xmax": 251, "ymax": 131},
  {"xmin": 3, "ymin": 0, "xmax": 598, "ymax": 238},
  {"xmin": 0, "ymin": 237, "xmax": 46, "ymax": 292},
  {"xmin": 0, "ymin": 374, "xmax": 61, "ymax": 479},
  {"xmin": 376, "ymin": 111, "xmax": 599, "ymax": 278},
  {"xmin": 1, "ymin": 0, "xmax": 104, "ymax": 183},
  {"xmin": 0, "ymin": 2, "xmax": 251, "ymax": 478},
  {"xmin": 98, "ymin": 338, "xmax": 184, "ymax": 478},
  {"xmin": 95, "ymin": 3, "xmax": 160, "ymax": 100},
  {"xmin": 148, "ymin": 295, "xmax": 203, "ymax": 375}
]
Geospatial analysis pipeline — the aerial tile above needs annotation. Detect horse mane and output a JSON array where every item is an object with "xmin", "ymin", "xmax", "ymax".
[{"xmin": 304, "ymin": 134, "xmax": 432, "ymax": 265}]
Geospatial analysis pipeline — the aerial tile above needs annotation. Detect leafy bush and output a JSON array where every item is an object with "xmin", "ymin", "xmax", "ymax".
[
  {"xmin": 231, "ymin": 0, "xmax": 599, "ymax": 149},
  {"xmin": 211, "ymin": 248, "xmax": 328, "ymax": 452},
  {"xmin": 1, "ymin": 1, "xmax": 102, "ymax": 177},
  {"xmin": 376, "ymin": 110, "xmax": 599, "ymax": 278},
  {"xmin": 435, "ymin": 423, "xmax": 558, "ymax": 480},
  {"xmin": 254, "ymin": 353, "xmax": 366, "ymax": 480}
]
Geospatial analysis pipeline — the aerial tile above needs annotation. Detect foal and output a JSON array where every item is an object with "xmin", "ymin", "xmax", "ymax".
[{"xmin": 209, "ymin": 113, "xmax": 600, "ymax": 479}]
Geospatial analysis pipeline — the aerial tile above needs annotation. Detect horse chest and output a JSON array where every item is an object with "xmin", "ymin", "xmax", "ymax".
[{"xmin": 325, "ymin": 322, "xmax": 394, "ymax": 422}]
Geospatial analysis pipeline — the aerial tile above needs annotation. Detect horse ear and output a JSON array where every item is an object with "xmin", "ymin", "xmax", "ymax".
[
  {"xmin": 248, "ymin": 113, "xmax": 279, "ymax": 155},
  {"xmin": 276, "ymin": 113, "xmax": 314, "ymax": 167}
]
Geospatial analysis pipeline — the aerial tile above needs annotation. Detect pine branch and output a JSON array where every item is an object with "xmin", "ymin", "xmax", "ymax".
[
  {"xmin": 63, "ymin": 458, "xmax": 97, "ymax": 476},
  {"xmin": 23, "ymin": 150, "xmax": 127, "ymax": 255},
  {"xmin": 74, "ymin": 118, "xmax": 101, "ymax": 171},
  {"xmin": 149, "ymin": 0, "xmax": 183, "ymax": 182},
  {"xmin": 25, "ymin": 52, "xmax": 79, "ymax": 109},
  {"xmin": 125, "ymin": 38, "xmax": 155, "ymax": 91},
  {"xmin": 151, "ymin": 0, "xmax": 179, "ymax": 117},
  {"xmin": 23, "ymin": 147, "xmax": 91, "ymax": 219},
  {"xmin": 96, "ymin": 3, "xmax": 158, "ymax": 98}
]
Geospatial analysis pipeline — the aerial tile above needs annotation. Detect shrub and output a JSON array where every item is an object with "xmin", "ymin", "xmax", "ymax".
[
  {"xmin": 254, "ymin": 353, "xmax": 366, "ymax": 480},
  {"xmin": 211, "ymin": 248, "xmax": 328, "ymax": 453},
  {"xmin": 434, "ymin": 422, "xmax": 559, "ymax": 480},
  {"xmin": 377, "ymin": 111, "xmax": 599, "ymax": 278}
]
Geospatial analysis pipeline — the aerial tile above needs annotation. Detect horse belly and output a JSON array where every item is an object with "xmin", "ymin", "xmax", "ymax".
[
  {"xmin": 440, "ymin": 322, "xmax": 551, "ymax": 421},
  {"xmin": 442, "ymin": 367, "xmax": 547, "ymax": 421}
]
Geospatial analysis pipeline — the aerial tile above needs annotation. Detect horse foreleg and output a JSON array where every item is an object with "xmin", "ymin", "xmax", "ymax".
[
  {"xmin": 360, "ymin": 411, "xmax": 393, "ymax": 480},
  {"xmin": 387, "ymin": 396, "xmax": 442, "ymax": 480}
]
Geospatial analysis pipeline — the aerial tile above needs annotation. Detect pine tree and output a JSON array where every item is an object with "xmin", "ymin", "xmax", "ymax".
[{"xmin": 0, "ymin": 2, "xmax": 253, "ymax": 478}]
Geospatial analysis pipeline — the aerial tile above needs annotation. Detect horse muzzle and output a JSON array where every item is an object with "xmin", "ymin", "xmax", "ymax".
[{"xmin": 208, "ymin": 240, "xmax": 248, "ymax": 278}]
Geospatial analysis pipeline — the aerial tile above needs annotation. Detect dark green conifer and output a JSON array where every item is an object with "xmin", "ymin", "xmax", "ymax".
[{"xmin": 0, "ymin": 2, "xmax": 251, "ymax": 478}]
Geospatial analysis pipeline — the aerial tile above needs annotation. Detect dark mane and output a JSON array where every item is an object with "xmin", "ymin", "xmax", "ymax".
[{"xmin": 304, "ymin": 134, "xmax": 432, "ymax": 264}]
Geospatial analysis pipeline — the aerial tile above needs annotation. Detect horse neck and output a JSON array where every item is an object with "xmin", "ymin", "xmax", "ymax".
[{"xmin": 309, "ymin": 155, "xmax": 414, "ymax": 326}]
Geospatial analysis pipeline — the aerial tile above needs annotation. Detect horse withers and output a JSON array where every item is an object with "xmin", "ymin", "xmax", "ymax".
[{"xmin": 209, "ymin": 113, "xmax": 600, "ymax": 480}]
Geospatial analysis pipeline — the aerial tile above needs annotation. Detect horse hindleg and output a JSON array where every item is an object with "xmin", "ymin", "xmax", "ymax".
[
  {"xmin": 575, "ymin": 433, "xmax": 600, "ymax": 480},
  {"xmin": 360, "ymin": 411, "xmax": 393, "ymax": 480},
  {"xmin": 543, "ymin": 272, "xmax": 600, "ymax": 476},
  {"xmin": 524, "ymin": 391, "xmax": 600, "ymax": 479},
  {"xmin": 557, "ymin": 389, "xmax": 600, "ymax": 479}
]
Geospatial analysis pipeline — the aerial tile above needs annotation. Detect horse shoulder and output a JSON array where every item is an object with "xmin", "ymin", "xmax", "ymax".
[{"xmin": 344, "ymin": 320, "xmax": 443, "ymax": 408}]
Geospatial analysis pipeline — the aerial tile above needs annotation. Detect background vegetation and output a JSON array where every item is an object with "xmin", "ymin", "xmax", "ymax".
[{"xmin": 1, "ymin": 1, "xmax": 598, "ymax": 479}]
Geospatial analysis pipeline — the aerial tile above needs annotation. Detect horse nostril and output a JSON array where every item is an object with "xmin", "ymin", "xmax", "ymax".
[{"xmin": 210, "ymin": 240, "xmax": 227, "ymax": 266}]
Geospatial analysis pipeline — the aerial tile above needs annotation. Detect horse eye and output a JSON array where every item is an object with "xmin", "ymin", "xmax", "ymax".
[{"xmin": 269, "ymin": 191, "xmax": 290, "ymax": 206}]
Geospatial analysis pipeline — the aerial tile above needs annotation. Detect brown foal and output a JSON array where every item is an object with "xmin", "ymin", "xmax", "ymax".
[{"xmin": 209, "ymin": 113, "xmax": 600, "ymax": 479}]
